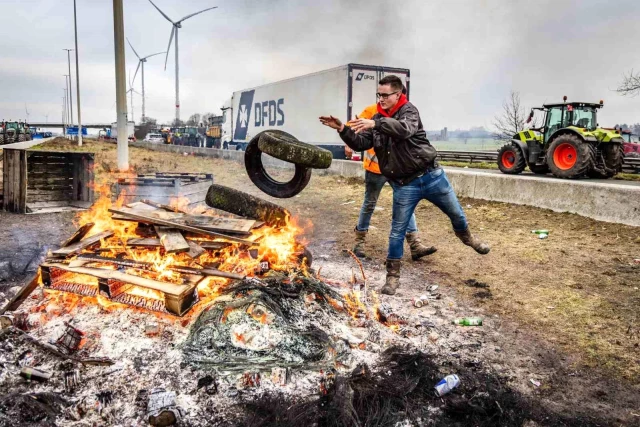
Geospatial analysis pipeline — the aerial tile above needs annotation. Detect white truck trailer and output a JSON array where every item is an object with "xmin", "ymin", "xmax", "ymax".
[
  {"xmin": 109, "ymin": 121, "xmax": 136, "ymax": 140},
  {"xmin": 220, "ymin": 63, "xmax": 410, "ymax": 158}
]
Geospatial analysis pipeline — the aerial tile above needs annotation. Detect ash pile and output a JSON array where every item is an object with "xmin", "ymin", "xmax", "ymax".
[{"xmin": 0, "ymin": 183, "xmax": 571, "ymax": 427}]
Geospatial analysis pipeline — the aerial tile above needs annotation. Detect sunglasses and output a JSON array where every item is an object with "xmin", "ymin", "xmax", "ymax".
[{"xmin": 376, "ymin": 91, "xmax": 399, "ymax": 100}]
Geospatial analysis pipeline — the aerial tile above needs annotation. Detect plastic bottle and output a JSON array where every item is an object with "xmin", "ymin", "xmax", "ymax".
[
  {"xmin": 531, "ymin": 229, "xmax": 550, "ymax": 235},
  {"xmin": 452, "ymin": 317, "xmax": 483, "ymax": 326}
]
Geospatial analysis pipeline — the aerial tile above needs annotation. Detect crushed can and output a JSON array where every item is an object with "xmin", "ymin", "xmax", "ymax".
[
  {"xmin": 412, "ymin": 295, "xmax": 429, "ymax": 308},
  {"xmin": 434, "ymin": 374, "xmax": 460, "ymax": 397}
]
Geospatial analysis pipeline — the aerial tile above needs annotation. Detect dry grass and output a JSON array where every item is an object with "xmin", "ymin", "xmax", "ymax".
[{"xmin": 34, "ymin": 138, "xmax": 640, "ymax": 381}]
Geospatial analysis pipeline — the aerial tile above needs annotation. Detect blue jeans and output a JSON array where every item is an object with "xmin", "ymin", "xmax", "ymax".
[
  {"xmin": 356, "ymin": 170, "xmax": 418, "ymax": 233},
  {"xmin": 388, "ymin": 168, "xmax": 468, "ymax": 260}
]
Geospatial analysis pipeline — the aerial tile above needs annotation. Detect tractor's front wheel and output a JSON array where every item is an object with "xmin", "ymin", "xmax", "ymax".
[
  {"xmin": 546, "ymin": 134, "xmax": 592, "ymax": 178},
  {"xmin": 497, "ymin": 144, "xmax": 526, "ymax": 174}
]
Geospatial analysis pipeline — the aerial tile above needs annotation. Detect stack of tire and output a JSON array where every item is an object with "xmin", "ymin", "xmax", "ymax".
[{"xmin": 245, "ymin": 130, "xmax": 333, "ymax": 198}]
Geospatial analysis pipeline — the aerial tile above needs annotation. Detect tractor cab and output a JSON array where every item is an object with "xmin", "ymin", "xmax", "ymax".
[{"xmin": 497, "ymin": 97, "xmax": 624, "ymax": 179}]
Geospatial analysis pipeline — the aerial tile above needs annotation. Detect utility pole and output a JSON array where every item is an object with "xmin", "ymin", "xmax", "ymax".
[
  {"xmin": 62, "ymin": 95, "xmax": 66, "ymax": 136},
  {"xmin": 63, "ymin": 49, "xmax": 74, "ymax": 126},
  {"xmin": 73, "ymin": 0, "xmax": 83, "ymax": 146},
  {"xmin": 113, "ymin": 0, "xmax": 128, "ymax": 170},
  {"xmin": 63, "ymin": 75, "xmax": 71, "ymax": 127}
]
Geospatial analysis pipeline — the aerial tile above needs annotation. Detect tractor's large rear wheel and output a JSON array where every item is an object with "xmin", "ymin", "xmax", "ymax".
[
  {"xmin": 17, "ymin": 134, "xmax": 25, "ymax": 142},
  {"xmin": 497, "ymin": 144, "xmax": 526, "ymax": 174},
  {"xmin": 546, "ymin": 134, "xmax": 592, "ymax": 178},
  {"xmin": 0, "ymin": 134, "xmax": 4, "ymax": 145},
  {"xmin": 587, "ymin": 143, "xmax": 624, "ymax": 179}
]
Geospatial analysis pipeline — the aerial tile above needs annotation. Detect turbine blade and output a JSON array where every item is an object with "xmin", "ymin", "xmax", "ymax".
[
  {"xmin": 148, "ymin": 0, "xmax": 175, "ymax": 23},
  {"xmin": 142, "ymin": 51, "xmax": 166, "ymax": 60},
  {"xmin": 132, "ymin": 61, "xmax": 142, "ymax": 85},
  {"xmin": 126, "ymin": 37, "xmax": 141, "ymax": 59},
  {"xmin": 164, "ymin": 26, "xmax": 175, "ymax": 70},
  {"xmin": 178, "ymin": 6, "xmax": 217, "ymax": 23}
]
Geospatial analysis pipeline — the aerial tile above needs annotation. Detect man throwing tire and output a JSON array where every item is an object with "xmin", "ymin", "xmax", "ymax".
[
  {"xmin": 320, "ymin": 75, "xmax": 490, "ymax": 295},
  {"xmin": 347, "ymin": 101, "xmax": 436, "ymax": 261}
]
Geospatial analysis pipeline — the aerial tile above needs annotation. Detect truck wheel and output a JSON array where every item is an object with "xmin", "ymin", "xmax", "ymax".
[
  {"xmin": 497, "ymin": 144, "xmax": 525, "ymax": 174},
  {"xmin": 528, "ymin": 163, "xmax": 549, "ymax": 174},
  {"xmin": 258, "ymin": 130, "xmax": 333, "ymax": 169},
  {"xmin": 546, "ymin": 134, "xmax": 593, "ymax": 178},
  {"xmin": 17, "ymin": 134, "xmax": 25, "ymax": 142},
  {"xmin": 205, "ymin": 183, "xmax": 290, "ymax": 227},
  {"xmin": 0, "ymin": 134, "xmax": 4, "ymax": 145},
  {"xmin": 245, "ymin": 132, "xmax": 312, "ymax": 198}
]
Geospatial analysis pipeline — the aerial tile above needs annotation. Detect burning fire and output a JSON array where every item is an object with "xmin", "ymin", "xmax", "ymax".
[{"xmin": 47, "ymin": 175, "xmax": 308, "ymax": 317}]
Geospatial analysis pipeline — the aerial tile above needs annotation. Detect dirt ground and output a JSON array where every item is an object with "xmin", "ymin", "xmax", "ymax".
[{"xmin": 1, "ymin": 138, "xmax": 639, "ymax": 425}]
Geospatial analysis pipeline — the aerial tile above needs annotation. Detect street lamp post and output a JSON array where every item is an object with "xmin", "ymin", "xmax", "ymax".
[
  {"xmin": 63, "ymin": 49, "xmax": 74, "ymax": 126},
  {"xmin": 63, "ymin": 75, "xmax": 71, "ymax": 127},
  {"xmin": 73, "ymin": 0, "xmax": 83, "ymax": 146}
]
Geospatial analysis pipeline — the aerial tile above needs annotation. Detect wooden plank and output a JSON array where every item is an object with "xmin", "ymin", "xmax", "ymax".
[
  {"xmin": 167, "ymin": 265, "xmax": 245, "ymax": 280},
  {"xmin": 185, "ymin": 240, "xmax": 205, "ymax": 258},
  {"xmin": 2, "ymin": 150, "xmax": 10, "ymax": 211},
  {"xmin": 5, "ymin": 150, "xmax": 16, "ymax": 211},
  {"xmin": 109, "ymin": 207, "xmax": 253, "ymax": 244},
  {"xmin": 51, "ymin": 231, "xmax": 114, "ymax": 256},
  {"xmin": 183, "ymin": 215, "xmax": 255, "ymax": 233},
  {"xmin": 42, "ymin": 263, "xmax": 194, "ymax": 297},
  {"xmin": 0, "ymin": 272, "xmax": 40, "ymax": 314},
  {"xmin": 154, "ymin": 226, "xmax": 190, "ymax": 253},
  {"xmin": 60, "ymin": 222, "xmax": 94, "ymax": 247},
  {"xmin": 140, "ymin": 199, "xmax": 187, "ymax": 214},
  {"xmin": 72, "ymin": 154, "xmax": 80, "ymax": 200},
  {"xmin": 195, "ymin": 240, "xmax": 232, "ymax": 250},
  {"xmin": 127, "ymin": 237, "xmax": 163, "ymax": 247}
]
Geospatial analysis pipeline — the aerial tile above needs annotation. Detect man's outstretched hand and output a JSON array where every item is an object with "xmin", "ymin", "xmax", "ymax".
[
  {"xmin": 319, "ymin": 116, "xmax": 344, "ymax": 132},
  {"xmin": 350, "ymin": 118, "xmax": 375, "ymax": 134}
]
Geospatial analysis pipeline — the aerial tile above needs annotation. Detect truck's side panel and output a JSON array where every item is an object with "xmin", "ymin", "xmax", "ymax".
[{"xmin": 230, "ymin": 65, "xmax": 348, "ymax": 148}]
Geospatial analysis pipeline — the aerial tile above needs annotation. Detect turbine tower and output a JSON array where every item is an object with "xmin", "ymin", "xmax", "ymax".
[
  {"xmin": 127, "ymin": 38, "xmax": 164, "ymax": 124},
  {"xmin": 148, "ymin": 0, "xmax": 217, "ymax": 123},
  {"xmin": 126, "ymin": 70, "xmax": 141, "ymax": 122}
]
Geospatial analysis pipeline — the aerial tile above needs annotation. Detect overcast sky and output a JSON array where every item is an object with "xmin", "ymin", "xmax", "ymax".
[{"xmin": 1, "ymin": 0, "xmax": 639, "ymax": 130}]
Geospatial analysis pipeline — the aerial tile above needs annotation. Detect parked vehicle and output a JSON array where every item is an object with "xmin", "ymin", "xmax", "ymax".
[
  {"xmin": 108, "ymin": 121, "xmax": 136, "ymax": 141},
  {"xmin": 1, "ymin": 121, "xmax": 31, "ymax": 144},
  {"xmin": 620, "ymin": 129, "xmax": 640, "ymax": 157},
  {"xmin": 206, "ymin": 115, "xmax": 223, "ymax": 148},
  {"xmin": 219, "ymin": 63, "xmax": 410, "ymax": 157},
  {"xmin": 144, "ymin": 133, "xmax": 164, "ymax": 143},
  {"xmin": 497, "ymin": 97, "xmax": 624, "ymax": 179}
]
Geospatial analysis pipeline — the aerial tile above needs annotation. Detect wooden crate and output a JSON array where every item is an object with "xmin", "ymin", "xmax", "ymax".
[
  {"xmin": 114, "ymin": 172, "xmax": 213, "ymax": 208},
  {"xmin": 2, "ymin": 149, "xmax": 94, "ymax": 213}
]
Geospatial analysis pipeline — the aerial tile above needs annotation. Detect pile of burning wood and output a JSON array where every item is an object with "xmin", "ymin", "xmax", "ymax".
[{"xmin": 32, "ymin": 184, "xmax": 311, "ymax": 318}]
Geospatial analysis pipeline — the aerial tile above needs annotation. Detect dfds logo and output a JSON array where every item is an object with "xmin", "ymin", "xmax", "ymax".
[
  {"xmin": 356, "ymin": 72, "xmax": 374, "ymax": 81},
  {"xmin": 233, "ymin": 90, "xmax": 285, "ymax": 140},
  {"xmin": 254, "ymin": 99, "xmax": 285, "ymax": 127}
]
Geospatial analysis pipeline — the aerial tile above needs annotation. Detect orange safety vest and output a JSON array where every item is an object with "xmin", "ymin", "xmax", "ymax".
[{"xmin": 346, "ymin": 104, "xmax": 380, "ymax": 174}]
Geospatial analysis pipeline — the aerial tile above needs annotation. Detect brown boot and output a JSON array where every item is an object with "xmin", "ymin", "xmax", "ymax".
[
  {"xmin": 405, "ymin": 232, "xmax": 437, "ymax": 261},
  {"xmin": 352, "ymin": 228, "xmax": 367, "ymax": 258},
  {"xmin": 380, "ymin": 259, "xmax": 401, "ymax": 295},
  {"xmin": 455, "ymin": 228, "xmax": 490, "ymax": 254}
]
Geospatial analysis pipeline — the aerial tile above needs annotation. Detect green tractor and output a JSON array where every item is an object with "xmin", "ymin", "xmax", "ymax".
[
  {"xmin": 1, "ymin": 121, "xmax": 32, "ymax": 144},
  {"xmin": 497, "ymin": 97, "xmax": 624, "ymax": 179}
]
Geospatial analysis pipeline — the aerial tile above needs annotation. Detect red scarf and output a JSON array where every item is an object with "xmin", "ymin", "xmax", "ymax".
[{"xmin": 377, "ymin": 93, "xmax": 408, "ymax": 117}]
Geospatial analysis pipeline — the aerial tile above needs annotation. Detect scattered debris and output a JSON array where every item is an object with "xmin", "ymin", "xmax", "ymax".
[
  {"xmin": 147, "ymin": 388, "xmax": 185, "ymax": 427},
  {"xmin": 464, "ymin": 279, "xmax": 489, "ymax": 289},
  {"xmin": 412, "ymin": 295, "xmax": 429, "ymax": 308},
  {"xmin": 20, "ymin": 367, "xmax": 52, "ymax": 382},
  {"xmin": 435, "ymin": 374, "xmax": 460, "ymax": 397},
  {"xmin": 530, "ymin": 379, "xmax": 541, "ymax": 388},
  {"xmin": 452, "ymin": 317, "xmax": 483, "ymax": 326},
  {"xmin": 341, "ymin": 200, "xmax": 356, "ymax": 205},
  {"xmin": 63, "ymin": 370, "xmax": 80, "ymax": 392},
  {"xmin": 145, "ymin": 322, "xmax": 161, "ymax": 337},
  {"xmin": 239, "ymin": 371, "xmax": 261, "ymax": 389},
  {"xmin": 55, "ymin": 322, "xmax": 85, "ymax": 354},
  {"xmin": 196, "ymin": 375, "xmax": 218, "ymax": 395},
  {"xmin": 270, "ymin": 367, "xmax": 290, "ymax": 386},
  {"xmin": 16, "ymin": 350, "xmax": 34, "ymax": 367}
]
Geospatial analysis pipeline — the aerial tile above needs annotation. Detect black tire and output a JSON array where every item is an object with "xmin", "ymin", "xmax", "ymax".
[
  {"xmin": 546, "ymin": 134, "xmax": 593, "ymax": 179},
  {"xmin": 17, "ymin": 134, "xmax": 25, "ymax": 142},
  {"xmin": 528, "ymin": 163, "xmax": 549, "ymax": 174},
  {"xmin": 245, "ymin": 131, "xmax": 313, "ymax": 198},
  {"xmin": 497, "ymin": 144, "xmax": 526, "ymax": 174},
  {"xmin": 258, "ymin": 130, "xmax": 333, "ymax": 169},
  {"xmin": 205, "ymin": 183, "xmax": 290, "ymax": 227},
  {"xmin": 588, "ymin": 143, "xmax": 624, "ymax": 179},
  {"xmin": 0, "ymin": 134, "xmax": 4, "ymax": 145}
]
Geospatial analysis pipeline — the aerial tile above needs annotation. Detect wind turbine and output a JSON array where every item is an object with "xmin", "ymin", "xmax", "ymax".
[
  {"xmin": 148, "ymin": 0, "xmax": 217, "ymax": 123},
  {"xmin": 126, "ymin": 70, "xmax": 141, "ymax": 122},
  {"xmin": 127, "ymin": 38, "xmax": 164, "ymax": 124}
]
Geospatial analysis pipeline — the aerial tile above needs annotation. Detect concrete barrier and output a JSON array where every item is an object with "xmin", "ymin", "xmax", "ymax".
[{"xmin": 131, "ymin": 142, "xmax": 640, "ymax": 227}]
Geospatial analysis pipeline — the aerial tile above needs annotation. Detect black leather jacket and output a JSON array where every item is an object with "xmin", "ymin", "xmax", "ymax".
[{"xmin": 338, "ymin": 102, "xmax": 438, "ymax": 185}]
